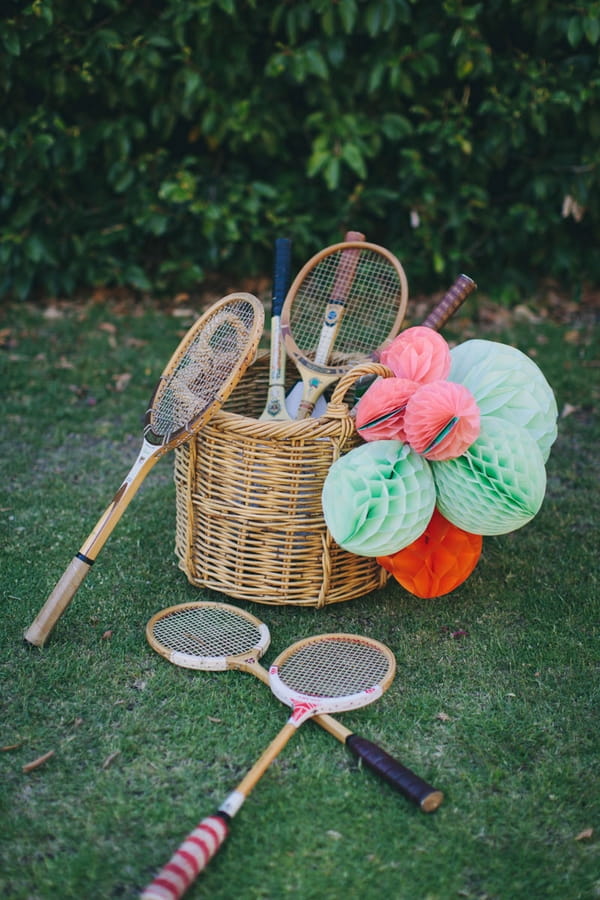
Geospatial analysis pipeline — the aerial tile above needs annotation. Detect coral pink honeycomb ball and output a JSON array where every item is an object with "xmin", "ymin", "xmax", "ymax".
[
  {"xmin": 377, "ymin": 507, "xmax": 482, "ymax": 598},
  {"xmin": 380, "ymin": 326, "xmax": 452, "ymax": 384}
]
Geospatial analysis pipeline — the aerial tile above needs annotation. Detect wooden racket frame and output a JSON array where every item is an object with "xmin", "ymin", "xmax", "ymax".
[
  {"xmin": 280, "ymin": 239, "xmax": 409, "ymax": 418},
  {"xmin": 141, "ymin": 631, "xmax": 398, "ymax": 900},
  {"xmin": 146, "ymin": 601, "xmax": 443, "ymax": 812},
  {"xmin": 24, "ymin": 294, "xmax": 264, "ymax": 648},
  {"xmin": 259, "ymin": 237, "xmax": 293, "ymax": 421}
]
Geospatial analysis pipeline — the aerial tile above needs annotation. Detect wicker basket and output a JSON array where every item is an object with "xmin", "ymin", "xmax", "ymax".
[{"xmin": 173, "ymin": 353, "xmax": 391, "ymax": 607}]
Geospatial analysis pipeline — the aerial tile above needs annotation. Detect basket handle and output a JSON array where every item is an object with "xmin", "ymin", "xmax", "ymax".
[{"xmin": 327, "ymin": 362, "xmax": 394, "ymax": 410}]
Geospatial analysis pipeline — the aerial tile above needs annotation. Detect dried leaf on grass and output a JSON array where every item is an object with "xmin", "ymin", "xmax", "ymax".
[
  {"xmin": 112, "ymin": 373, "xmax": 132, "ymax": 392},
  {"xmin": 22, "ymin": 750, "xmax": 55, "ymax": 773},
  {"xmin": 575, "ymin": 828, "xmax": 593, "ymax": 841},
  {"xmin": 102, "ymin": 750, "xmax": 121, "ymax": 770}
]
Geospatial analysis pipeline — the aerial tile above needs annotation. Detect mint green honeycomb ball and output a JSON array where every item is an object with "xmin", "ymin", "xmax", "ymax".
[
  {"xmin": 432, "ymin": 416, "xmax": 547, "ymax": 535},
  {"xmin": 449, "ymin": 339, "xmax": 557, "ymax": 462},
  {"xmin": 322, "ymin": 440, "xmax": 436, "ymax": 557}
]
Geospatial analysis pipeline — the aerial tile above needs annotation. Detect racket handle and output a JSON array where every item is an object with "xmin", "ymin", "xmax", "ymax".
[
  {"xmin": 421, "ymin": 274, "xmax": 477, "ymax": 331},
  {"xmin": 346, "ymin": 734, "xmax": 444, "ymax": 813},
  {"xmin": 24, "ymin": 555, "xmax": 92, "ymax": 647},
  {"xmin": 141, "ymin": 813, "xmax": 229, "ymax": 900},
  {"xmin": 272, "ymin": 237, "xmax": 291, "ymax": 317}
]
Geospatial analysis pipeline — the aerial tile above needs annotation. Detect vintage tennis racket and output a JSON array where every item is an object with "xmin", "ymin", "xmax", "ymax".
[
  {"xmin": 352, "ymin": 272, "xmax": 478, "ymax": 403},
  {"xmin": 146, "ymin": 601, "xmax": 442, "ymax": 811},
  {"xmin": 24, "ymin": 294, "xmax": 264, "ymax": 648},
  {"xmin": 259, "ymin": 237, "xmax": 293, "ymax": 421},
  {"xmin": 141, "ymin": 631, "xmax": 396, "ymax": 900},
  {"xmin": 281, "ymin": 237, "xmax": 408, "ymax": 419},
  {"xmin": 284, "ymin": 230, "xmax": 364, "ymax": 418},
  {"xmin": 421, "ymin": 273, "xmax": 477, "ymax": 330}
]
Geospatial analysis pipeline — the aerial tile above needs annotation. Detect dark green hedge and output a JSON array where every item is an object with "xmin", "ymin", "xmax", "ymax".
[{"xmin": 1, "ymin": 0, "xmax": 599, "ymax": 300}]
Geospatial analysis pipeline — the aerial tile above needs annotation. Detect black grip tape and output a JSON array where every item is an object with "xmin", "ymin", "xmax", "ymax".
[{"xmin": 346, "ymin": 734, "xmax": 443, "ymax": 812}]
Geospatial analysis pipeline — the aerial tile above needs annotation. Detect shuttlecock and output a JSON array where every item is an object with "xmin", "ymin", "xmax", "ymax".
[{"xmin": 322, "ymin": 440, "xmax": 436, "ymax": 557}]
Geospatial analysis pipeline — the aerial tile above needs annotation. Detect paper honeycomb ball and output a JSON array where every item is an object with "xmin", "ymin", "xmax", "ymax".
[
  {"xmin": 432, "ymin": 416, "xmax": 547, "ymax": 535},
  {"xmin": 355, "ymin": 376, "xmax": 419, "ymax": 442},
  {"xmin": 322, "ymin": 440, "xmax": 436, "ymax": 557},
  {"xmin": 377, "ymin": 507, "xmax": 483, "ymax": 598},
  {"xmin": 449, "ymin": 339, "xmax": 558, "ymax": 462},
  {"xmin": 403, "ymin": 380, "xmax": 481, "ymax": 461},
  {"xmin": 380, "ymin": 326, "xmax": 452, "ymax": 384}
]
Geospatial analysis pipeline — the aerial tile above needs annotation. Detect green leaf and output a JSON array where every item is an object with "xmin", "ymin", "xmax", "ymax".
[
  {"xmin": 567, "ymin": 15, "xmax": 583, "ymax": 47},
  {"xmin": 338, "ymin": 0, "xmax": 358, "ymax": 34},
  {"xmin": 584, "ymin": 16, "xmax": 600, "ymax": 45},
  {"xmin": 324, "ymin": 156, "xmax": 340, "ymax": 189},
  {"xmin": 341, "ymin": 143, "xmax": 367, "ymax": 178}
]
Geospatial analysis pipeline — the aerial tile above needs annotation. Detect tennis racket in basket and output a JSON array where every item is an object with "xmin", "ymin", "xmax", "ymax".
[
  {"xmin": 141, "ymin": 631, "xmax": 396, "ymax": 900},
  {"xmin": 146, "ymin": 601, "xmax": 442, "ymax": 811},
  {"xmin": 352, "ymin": 272, "xmax": 478, "ymax": 404},
  {"xmin": 284, "ymin": 230, "xmax": 365, "ymax": 418},
  {"xmin": 281, "ymin": 237, "xmax": 409, "ymax": 419},
  {"xmin": 259, "ymin": 237, "xmax": 293, "ymax": 421},
  {"xmin": 24, "ymin": 294, "xmax": 264, "ymax": 647}
]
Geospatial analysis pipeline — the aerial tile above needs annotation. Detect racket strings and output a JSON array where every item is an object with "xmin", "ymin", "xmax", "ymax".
[
  {"xmin": 276, "ymin": 637, "xmax": 393, "ymax": 698},
  {"xmin": 149, "ymin": 299, "xmax": 260, "ymax": 440},
  {"xmin": 150, "ymin": 605, "xmax": 264, "ymax": 659},
  {"xmin": 290, "ymin": 249, "xmax": 404, "ymax": 359}
]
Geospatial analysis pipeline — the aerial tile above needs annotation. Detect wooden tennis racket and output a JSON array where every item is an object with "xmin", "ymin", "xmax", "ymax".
[
  {"xmin": 281, "ymin": 236, "xmax": 408, "ymax": 419},
  {"xmin": 146, "ymin": 601, "xmax": 442, "ymax": 811},
  {"xmin": 141, "ymin": 631, "xmax": 396, "ymax": 900},
  {"xmin": 259, "ymin": 237, "xmax": 293, "ymax": 421},
  {"xmin": 421, "ymin": 273, "xmax": 477, "ymax": 330},
  {"xmin": 24, "ymin": 294, "xmax": 264, "ymax": 648},
  {"xmin": 351, "ymin": 273, "xmax": 478, "ymax": 404}
]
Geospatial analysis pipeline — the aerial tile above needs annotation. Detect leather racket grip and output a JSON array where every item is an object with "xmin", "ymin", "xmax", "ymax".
[
  {"xmin": 346, "ymin": 734, "xmax": 444, "ymax": 813},
  {"xmin": 422, "ymin": 273, "xmax": 477, "ymax": 331},
  {"xmin": 141, "ymin": 813, "xmax": 229, "ymax": 899}
]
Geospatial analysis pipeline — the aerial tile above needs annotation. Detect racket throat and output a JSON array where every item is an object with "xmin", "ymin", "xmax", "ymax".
[{"xmin": 218, "ymin": 791, "xmax": 244, "ymax": 819}]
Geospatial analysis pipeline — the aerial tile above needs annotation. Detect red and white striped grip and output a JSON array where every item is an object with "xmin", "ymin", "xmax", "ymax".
[{"xmin": 141, "ymin": 814, "xmax": 229, "ymax": 900}]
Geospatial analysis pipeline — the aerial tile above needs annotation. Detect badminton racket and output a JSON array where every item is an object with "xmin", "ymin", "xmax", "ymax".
[
  {"xmin": 259, "ymin": 237, "xmax": 293, "ymax": 421},
  {"xmin": 24, "ymin": 294, "xmax": 264, "ymax": 648},
  {"xmin": 146, "ymin": 601, "xmax": 442, "ymax": 811},
  {"xmin": 281, "ymin": 237, "xmax": 408, "ymax": 419},
  {"xmin": 141, "ymin": 631, "xmax": 396, "ymax": 900}
]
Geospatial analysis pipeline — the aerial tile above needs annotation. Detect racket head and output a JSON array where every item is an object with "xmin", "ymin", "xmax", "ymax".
[
  {"xmin": 280, "ymin": 242, "xmax": 408, "ymax": 379},
  {"xmin": 144, "ymin": 292, "xmax": 264, "ymax": 448},
  {"xmin": 269, "ymin": 633, "xmax": 396, "ymax": 723},
  {"xmin": 146, "ymin": 601, "xmax": 271, "ymax": 672}
]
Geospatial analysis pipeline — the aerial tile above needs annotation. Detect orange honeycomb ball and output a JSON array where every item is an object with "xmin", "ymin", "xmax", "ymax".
[{"xmin": 377, "ymin": 507, "xmax": 482, "ymax": 598}]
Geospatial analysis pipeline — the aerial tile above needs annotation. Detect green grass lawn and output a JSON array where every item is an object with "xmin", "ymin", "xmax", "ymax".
[{"xmin": 1, "ymin": 291, "xmax": 598, "ymax": 899}]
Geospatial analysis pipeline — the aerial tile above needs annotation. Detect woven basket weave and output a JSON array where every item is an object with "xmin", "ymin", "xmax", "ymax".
[{"xmin": 173, "ymin": 353, "xmax": 391, "ymax": 607}]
